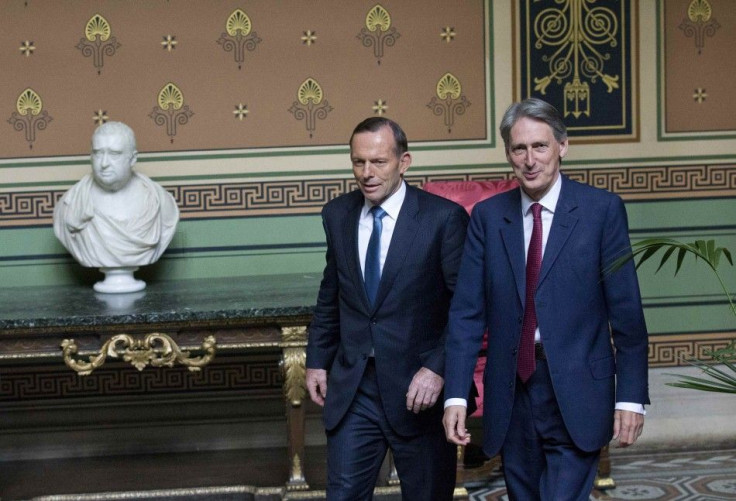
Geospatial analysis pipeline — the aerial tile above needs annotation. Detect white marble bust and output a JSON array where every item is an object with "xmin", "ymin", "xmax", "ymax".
[{"xmin": 53, "ymin": 122, "xmax": 179, "ymax": 292}]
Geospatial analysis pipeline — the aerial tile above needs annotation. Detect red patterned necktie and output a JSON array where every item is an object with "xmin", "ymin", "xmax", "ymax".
[{"xmin": 518, "ymin": 203, "xmax": 543, "ymax": 382}]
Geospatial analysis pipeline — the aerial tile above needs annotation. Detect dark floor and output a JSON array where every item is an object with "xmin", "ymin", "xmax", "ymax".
[
  {"xmin": 3, "ymin": 446, "xmax": 736, "ymax": 500},
  {"xmin": 467, "ymin": 447, "xmax": 736, "ymax": 500}
]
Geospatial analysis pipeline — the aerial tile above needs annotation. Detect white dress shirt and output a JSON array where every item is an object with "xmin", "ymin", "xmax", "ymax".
[{"xmin": 358, "ymin": 181, "xmax": 406, "ymax": 278}]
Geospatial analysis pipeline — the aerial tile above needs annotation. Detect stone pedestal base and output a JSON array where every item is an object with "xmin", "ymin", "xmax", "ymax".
[{"xmin": 94, "ymin": 267, "xmax": 146, "ymax": 294}]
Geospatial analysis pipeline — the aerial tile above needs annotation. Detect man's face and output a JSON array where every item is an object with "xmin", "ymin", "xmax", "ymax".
[
  {"xmin": 351, "ymin": 126, "xmax": 411, "ymax": 206},
  {"xmin": 506, "ymin": 116, "xmax": 567, "ymax": 201},
  {"xmin": 91, "ymin": 132, "xmax": 137, "ymax": 192}
]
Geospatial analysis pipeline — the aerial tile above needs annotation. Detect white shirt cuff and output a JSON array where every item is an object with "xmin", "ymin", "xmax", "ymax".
[
  {"xmin": 444, "ymin": 398, "xmax": 467, "ymax": 409},
  {"xmin": 615, "ymin": 402, "xmax": 646, "ymax": 415}
]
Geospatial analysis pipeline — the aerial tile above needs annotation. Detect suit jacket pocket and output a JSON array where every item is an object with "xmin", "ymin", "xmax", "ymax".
[{"xmin": 589, "ymin": 355, "xmax": 615, "ymax": 380}]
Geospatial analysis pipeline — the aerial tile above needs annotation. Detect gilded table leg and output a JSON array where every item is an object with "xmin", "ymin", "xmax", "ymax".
[
  {"xmin": 594, "ymin": 444, "xmax": 615, "ymax": 490},
  {"xmin": 281, "ymin": 326, "xmax": 309, "ymax": 491}
]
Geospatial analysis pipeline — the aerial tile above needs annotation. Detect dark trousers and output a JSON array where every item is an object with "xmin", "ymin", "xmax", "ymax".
[
  {"xmin": 501, "ymin": 359, "xmax": 600, "ymax": 501},
  {"xmin": 326, "ymin": 360, "xmax": 456, "ymax": 501}
]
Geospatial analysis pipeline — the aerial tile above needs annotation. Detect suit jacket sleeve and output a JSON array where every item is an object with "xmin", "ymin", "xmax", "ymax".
[
  {"xmin": 602, "ymin": 195, "xmax": 650, "ymax": 405},
  {"xmin": 444, "ymin": 206, "xmax": 489, "ymax": 401},
  {"xmin": 420, "ymin": 206, "xmax": 469, "ymax": 375},
  {"xmin": 306, "ymin": 213, "xmax": 341, "ymax": 370}
]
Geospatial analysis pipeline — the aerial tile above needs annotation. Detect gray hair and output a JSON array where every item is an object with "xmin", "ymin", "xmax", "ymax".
[
  {"xmin": 499, "ymin": 98, "xmax": 567, "ymax": 150},
  {"xmin": 92, "ymin": 121, "xmax": 137, "ymax": 151}
]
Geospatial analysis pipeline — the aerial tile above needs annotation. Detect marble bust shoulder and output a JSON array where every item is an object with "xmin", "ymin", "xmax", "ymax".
[{"xmin": 53, "ymin": 122, "xmax": 179, "ymax": 289}]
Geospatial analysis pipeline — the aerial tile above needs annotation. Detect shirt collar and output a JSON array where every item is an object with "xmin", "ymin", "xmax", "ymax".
[
  {"xmin": 362, "ymin": 180, "xmax": 406, "ymax": 219},
  {"xmin": 520, "ymin": 174, "xmax": 562, "ymax": 216}
]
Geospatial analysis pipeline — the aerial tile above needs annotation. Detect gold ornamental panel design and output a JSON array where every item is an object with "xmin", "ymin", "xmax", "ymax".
[
  {"xmin": 288, "ymin": 78, "xmax": 333, "ymax": 138},
  {"xmin": 76, "ymin": 13, "xmax": 121, "ymax": 74},
  {"xmin": 427, "ymin": 73, "xmax": 470, "ymax": 133},
  {"xmin": 357, "ymin": 4, "xmax": 400, "ymax": 63},
  {"xmin": 149, "ymin": 82, "xmax": 194, "ymax": 143},
  {"xmin": 217, "ymin": 8, "xmax": 262, "ymax": 70},
  {"xmin": 61, "ymin": 333, "xmax": 216, "ymax": 376},
  {"xmin": 679, "ymin": 0, "xmax": 720, "ymax": 54},
  {"xmin": 7, "ymin": 88, "xmax": 53, "ymax": 149}
]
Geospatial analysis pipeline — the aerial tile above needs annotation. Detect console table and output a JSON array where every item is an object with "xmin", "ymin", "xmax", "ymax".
[{"xmin": 0, "ymin": 274, "xmax": 322, "ymax": 499}]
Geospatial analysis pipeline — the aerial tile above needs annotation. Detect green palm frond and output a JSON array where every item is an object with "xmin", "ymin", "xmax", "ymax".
[
  {"xmin": 605, "ymin": 237, "xmax": 735, "ymax": 393},
  {"xmin": 604, "ymin": 238, "xmax": 734, "ymax": 317}
]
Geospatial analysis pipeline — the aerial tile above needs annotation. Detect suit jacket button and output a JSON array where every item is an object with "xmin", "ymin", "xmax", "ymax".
[
  {"xmin": 512, "ymin": 348, "xmax": 517, "ymax": 356},
  {"xmin": 508, "ymin": 382, "xmax": 513, "ymax": 388}
]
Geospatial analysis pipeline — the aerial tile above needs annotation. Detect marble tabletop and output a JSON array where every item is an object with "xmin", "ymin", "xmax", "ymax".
[{"xmin": 0, "ymin": 274, "xmax": 322, "ymax": 331}]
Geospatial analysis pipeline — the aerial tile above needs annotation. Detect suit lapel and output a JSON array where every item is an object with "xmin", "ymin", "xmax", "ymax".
[
  {"xmin": 342, "ymin": 196, "xmax": 369, "ymax": 308},
  {"xmin": 500, "ymin": 189, "xmax": 526, "ymax": 305},
  {"xmin": 538, "ymin": 176, "xmax": 578, "ymax": 288},
  {"xmin": 372, "ymin": 184, "xmax": 421, "ymax": 311}
]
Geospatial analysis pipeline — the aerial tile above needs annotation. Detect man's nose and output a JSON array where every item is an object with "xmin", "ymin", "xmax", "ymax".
[
  {"xmin": 361, "ymin": 162, "xmax": 374, "ymax": 178},
  {"xmin": 524, "ymin": 148, "xmax": 535, "ymax": 166}
]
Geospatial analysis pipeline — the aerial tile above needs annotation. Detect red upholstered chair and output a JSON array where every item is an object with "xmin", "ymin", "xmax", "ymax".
[{"xmin": 423, "ymin": 179, "xmax": 519, "ymax": 417}]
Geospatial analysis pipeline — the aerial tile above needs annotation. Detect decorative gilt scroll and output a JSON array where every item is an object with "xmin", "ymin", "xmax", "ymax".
[
  {"xmin": 519, "ymin": 0, "xmax": 635, "ymax": 139},
  {"xmin": 61, "ymin": 333, "xmax": 216, "ymax": 376}
]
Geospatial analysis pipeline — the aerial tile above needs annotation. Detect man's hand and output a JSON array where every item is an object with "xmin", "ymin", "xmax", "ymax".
[
  {"xmin": 613, "ymin": 409, "xmax": 644, "ymax": 447},
  {"xmin": 405, "ymin": 367, "xmax": 443, "ymax": 413},
  {"xmin": 306, "ymin": 368, "xmax": 328, "ymax": 407},
  {"xmin": 443, "ymin": 405, "xmax": 471, "ymax": 446}
]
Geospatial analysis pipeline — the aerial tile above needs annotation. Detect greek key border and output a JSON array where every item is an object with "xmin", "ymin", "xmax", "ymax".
[
  {"xmin": 1, "ymin": 163, "xmax": 734, "ymax": 227},
  {"xmin": 648, "ymin": 331, "xmax": 735, "ymax": 368}
]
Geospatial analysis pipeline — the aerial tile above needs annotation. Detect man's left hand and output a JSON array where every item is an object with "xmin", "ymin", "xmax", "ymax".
[
  {"xmin": 406, "ymin": 367, "xmax": 443, "ymax": 413},
  {"xmin": 613, "ymin": 409, "xmax": 644, "ymax": 447}
]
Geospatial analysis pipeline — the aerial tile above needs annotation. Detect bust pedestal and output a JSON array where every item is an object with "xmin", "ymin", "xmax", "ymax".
[{"xmin": 94, "ymin": 267, "xmax": 146, "ymax": 294}]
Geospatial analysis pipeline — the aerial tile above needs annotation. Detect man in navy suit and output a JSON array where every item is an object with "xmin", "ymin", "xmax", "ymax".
[
  {"xmin": 443, "ymin": 98, "xmax": 649, "ymax": 500},
  {"xmin": 306, "ymin": 117, "xmax": 468, "ymax": 500}
]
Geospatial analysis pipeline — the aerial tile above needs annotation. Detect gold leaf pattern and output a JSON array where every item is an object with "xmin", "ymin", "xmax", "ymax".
[
  {"xmin": 157, "ymin": 82, "xmax": 184, "ymax": 110},
  {"xmin": 688, "ymin": 0, "xmax": 712, "ymax": 23},
  {"xmin": 366, "ymin": 4, "xmax": 391, "ymax": 32},
  {"xmin": 226, "ymin": 9, "xmax": 252, "ymax": 37},
  {"xmin": 436, "ymin": 72, "xmax": 461, "ymax": 99},
  {"xmin": 85, "ymin": 14, "xmax": 111, "ymax": 42},
  {"xmin": 297, "ymin": 78, "xmax": 323, "ymax": 105},
  {"xmin": 16, "ymin": 88, "xmax": 43, "ymax": 116}
]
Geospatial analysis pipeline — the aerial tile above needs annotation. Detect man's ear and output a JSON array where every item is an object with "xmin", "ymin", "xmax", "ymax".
[{"xmin": 399, "ymin": 151, "xmax": 412, "ymax": 175}]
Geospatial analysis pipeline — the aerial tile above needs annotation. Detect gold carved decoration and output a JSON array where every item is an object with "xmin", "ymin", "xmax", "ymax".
[
  {"xmin": 217, "ymin": 9, "xmax": 262, "ymax": 70},
  {"xmin": 281, "ymin": 325, "xmax": 307, "ymax": 407},
  {"xmin": 679, "ymin": 0, "xmax": 720, "ymax": 55},
  {"xmin": 288, "ymin": 78, "xmax": 333, "ymax": 138},
  {"xmin": 61, "ymin": 333, "xmax": 216, "ymax": 376},
  {"xmin": 426, "ymin": 73, "xmax": 470, "ymax": 133},
  {"xmin": 357, "ymin": 4, "xmax": 400, "ymax": 64},
  {"xmin": 288, "ymin": 453, "xmax": 308, "ymax": 491},
  {"xmin": 7, "ymin": 88, "xmax": 53, "ymax": 149},
  {"xmin": 532, "ymin": 0, "xmax": 620, "ymax": 119},
  {"xmin": 76, "ymin": 14, "xmax": 121, "ymax": 75},
  {"xmin": 282, "ymin": 347, "xmax": 307, "ymax": 406},
  {"xmin": 148, "ymin": 82, "xmax": 194, "ymax": 143}
]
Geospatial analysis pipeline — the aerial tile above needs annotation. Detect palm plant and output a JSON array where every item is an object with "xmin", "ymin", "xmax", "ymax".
[{"xmin": 605, "ymin": 238, "xmax": 735, "ymax": 393}]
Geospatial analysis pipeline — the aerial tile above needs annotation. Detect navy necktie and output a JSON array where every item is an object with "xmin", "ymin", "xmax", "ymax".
[
  {"xmin": 518, "ymin": 203, "xmax": 543, "ymax": 382},
  {"xmin": 364, "ymin": 206, "xmax": 387, "ymax": 306}
]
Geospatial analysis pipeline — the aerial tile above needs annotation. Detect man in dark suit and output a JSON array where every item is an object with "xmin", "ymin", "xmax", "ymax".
[
  {"xmin": 306, "ymin": 117, "xmax": 468, "ymax": 500},
  {"xmin": 443, "ymin": 98, "xmax": 649, "ymax": 500}
]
